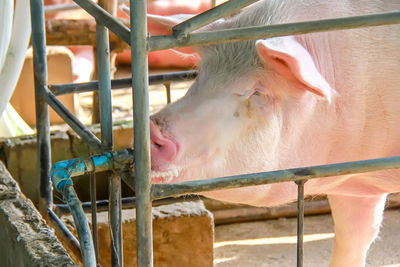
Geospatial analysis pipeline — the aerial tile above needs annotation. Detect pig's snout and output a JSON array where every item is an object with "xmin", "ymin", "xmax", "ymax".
[{"xmin": 150, "ymin": 120, "xmax": 178, "ymax": 170}]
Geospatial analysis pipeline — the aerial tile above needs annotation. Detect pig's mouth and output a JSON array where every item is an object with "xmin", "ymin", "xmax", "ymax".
[{"xmin": 150, "ymin": 167, "xmax": 180, "ymax": 183}]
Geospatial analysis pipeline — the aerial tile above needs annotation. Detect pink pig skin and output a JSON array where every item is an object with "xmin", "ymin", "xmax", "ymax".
[{"xmin": 146, "ymin": 1, "xmax": 400, "ymax": 266}]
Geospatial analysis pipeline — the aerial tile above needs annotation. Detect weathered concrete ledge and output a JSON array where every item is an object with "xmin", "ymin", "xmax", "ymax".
[{"xmin": 0, "ymin": 160, "xmax": 76, "ymax": 266}]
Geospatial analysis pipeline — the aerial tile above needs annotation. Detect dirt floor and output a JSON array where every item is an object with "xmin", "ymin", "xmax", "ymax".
[{"xmin": 214, "ymin": 209, "xmax": 400, "ymax": 267}]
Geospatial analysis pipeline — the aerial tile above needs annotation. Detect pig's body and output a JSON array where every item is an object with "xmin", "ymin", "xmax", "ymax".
[{"xmin": 148, "ymin": 1, "xmax": 400, "ymax": 266}]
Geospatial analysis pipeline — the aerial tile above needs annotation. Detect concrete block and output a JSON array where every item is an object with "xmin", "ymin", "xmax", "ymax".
[
  {"xmin": 0, "ymin": 161, "xmax": 76, "ymax": 266},
  {"xmin": 63, "ymin": 201, "xmax": 214, "ymax": 267},
  {"xmin": 10, "ymin": 47, "xmax": 75, "ymax": 126}
]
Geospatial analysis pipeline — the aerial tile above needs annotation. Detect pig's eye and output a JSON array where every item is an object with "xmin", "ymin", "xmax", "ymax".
[
  {"xmin": 253, "ymin": 91, "xmax": 263, "ymax": 97},
  {"xmin": 251, "ymin": 89, "xmax": 273, "ymax": 106}
]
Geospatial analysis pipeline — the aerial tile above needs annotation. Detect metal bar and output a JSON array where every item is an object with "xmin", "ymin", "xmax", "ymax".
[
  {"xmin": 296, "ymin": 180, "xmax": 306, "ymax": 267},
  {"xmin": 30, "ymin": 0, "xmax": 52, "ymax": 216},
  {"xmin": 47, "ymin": 208, "xmax": 82, "ymax": 261},
  {"xmin": 54, "ymin": 195, "xmax": 202, "ymax": 215},
  {"xmin": 42, "ymin": 86, "xmax": 104, "ymax": 153},
  {"xmin": 73, "ymin": 0, "xmax": 130, "ymax": 44},
  {"xmin": 44, "ymin": 0, "xmax": 128, "ymax": 13},
  {"xmin": 95, "ymin": 0, "xmax": 123, "ymax": 264},
  {"xmin": 49, "ymin": 70, "xmax": 198, "ymax": 96},
  {"xmin": 151, "ymin": 155, "xmax": 400, "ymax": 199},
  {"xmin": 91, "ymin": 49, "xmax": 101, "ymax": 124},
  {"xmin": 96, "ymin": 16, "xmax": 113, "ymax": 151},
  {"xmin": 89, "ymin": 172, "xmax": 100, "ymax": 266},
  {"xmin": 45, "ymin": 3, "xmax": 79, "ymax": 13},
  {"xmin": 131, "ymin": 0, "xmax": 153, "ymax": 265},
  {"xmin": 164, "ymin": 83, "xmax": 171, "ymax": 104},
  {"xmin": 148, "ymin": 11, "xmax": 400, "ymax": 51},
  {"xmin": 172, "ymin": 0, "xmax": 258, "ymax": 40},
  {"xmin": 109, "ymin": 173, "xmax": 123, "ymax": 267},
  {"xmin": 64, "ymin": 185, "xmax": 96, "ymax": 267}
]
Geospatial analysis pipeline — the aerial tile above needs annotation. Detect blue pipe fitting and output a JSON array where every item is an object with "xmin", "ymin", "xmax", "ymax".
[{"xmin": 50, "ymin": 148, "xmax": 134, "ymax": 192}]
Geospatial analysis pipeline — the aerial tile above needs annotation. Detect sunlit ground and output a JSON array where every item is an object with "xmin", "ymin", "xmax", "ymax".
[
  {"xmin": 214, "ymin": 232, "xmax": 335, "ymax": 248},
  {"xmin": 214, "ymin": 210, "xmax": 400, "ymax": 267}
]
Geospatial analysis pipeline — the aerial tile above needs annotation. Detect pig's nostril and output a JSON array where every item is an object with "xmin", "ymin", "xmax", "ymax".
[{"xmin": 154, "ymin": 142, "xmax": 162, "ymax": 149}]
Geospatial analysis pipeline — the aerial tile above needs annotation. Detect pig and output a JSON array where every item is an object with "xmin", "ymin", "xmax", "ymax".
[{"xmin": 145, "ymin": 1, "xmax": 400, "ymax": 266}]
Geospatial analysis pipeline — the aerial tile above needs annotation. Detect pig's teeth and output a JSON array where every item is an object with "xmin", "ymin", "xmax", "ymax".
[{"xmin": 151, "ymin": 168, "xmax": 179, "ymax": 182}]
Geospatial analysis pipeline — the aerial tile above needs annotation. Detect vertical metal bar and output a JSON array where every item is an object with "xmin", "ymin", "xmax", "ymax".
[
  {"xmin": 96, "ymin": 4, "xmax": 123, "ymax": 265},
  {"xmin": 164, "ymin": 83, "xmax": 171, "ymax": 104},
  {"xmin": 92, "ymin": 49, "xmax": 100, "ymax": 124},
  {"xmin": 89, "ymin": 171, "xmax": 100, "ymax": 266},
  {"xmin": 296, "ymin": 180, "xmax": 306, "ymax": 267},
  {"xmin": 109, "ymin": 173, "xmax": 123, "ymax": 266},
  {"xmin": 96, "ymin": 20, "xmax": 113, "ymax": 150},
  {"xmin": 130, "ymin": 0, "xmax": 153, "ymax": 266},
  {"xmin": 30, "ymin": 0, "xmax": 52, "ymax": 216}
]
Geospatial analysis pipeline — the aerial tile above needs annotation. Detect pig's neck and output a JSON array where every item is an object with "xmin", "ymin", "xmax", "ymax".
[{"xmin": 290, "ymin": 33, "xmax": 399, "ymax": 167}]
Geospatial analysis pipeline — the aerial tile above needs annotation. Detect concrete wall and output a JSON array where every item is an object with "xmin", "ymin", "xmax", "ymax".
[{"xmin": 0, "ymin": 160, "xmax": 76, "ymax": 266}]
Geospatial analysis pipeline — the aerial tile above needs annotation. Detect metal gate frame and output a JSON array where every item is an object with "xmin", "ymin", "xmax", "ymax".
[{"xmin": 29, "ymin": 0, "xmax": 400, "ymax": 266}]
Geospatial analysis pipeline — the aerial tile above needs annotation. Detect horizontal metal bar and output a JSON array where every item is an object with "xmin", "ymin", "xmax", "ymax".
[
  {"xmin": 53, "ymin": 195, "xmax": 202, "ymax": 216},
  {"xmin": 49, "ymin": 70, "xmax": 198, "ymax": 96},
  {"xmin": 42, "ymin": 86, "xmax": 104, "ymax": 153},
  {"xmin": 172, "ymin": 0, "xmax": 259, "ymax": 40},
  {"xmin": 151, "ymin": 156, "xmax": 400, "ymax": 199},
  {"xmin": 45, "ymin": 0, "xmax": 128, "ymax": 13},
  {"xmin": 44, "ymin": 3, "xmax": 80, "ymax": 13},
  {"xmin": 148, "ymin": 10, "xmax": 400, "ymax": 51},
  {"xmin": 72, "ymin": 0, "xmax": 130, "ymax": 44}
]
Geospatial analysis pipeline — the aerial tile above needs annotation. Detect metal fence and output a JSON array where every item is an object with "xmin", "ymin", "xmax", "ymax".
[{"xmin": 29, "ymin": 0, "xmax": 400, "ymax": 266}]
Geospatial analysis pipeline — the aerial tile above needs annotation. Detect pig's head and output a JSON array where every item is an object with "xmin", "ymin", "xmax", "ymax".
[{"xmin": 142, "ymin": 6, "xmax": 335, "ymax": 183}]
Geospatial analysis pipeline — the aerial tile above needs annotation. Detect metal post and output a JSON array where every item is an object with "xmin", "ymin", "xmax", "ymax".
[
  {"xmin": 30, "ymin": 0, "xmax": 52, "ymax": 216},
  {"xmin": 296, "ymin": 180, "xmax": 306, "ymax": 267},
  {"xmin": 164, "ymin": 83, "xmax": 171, "ymax": 104},
  {"xmin": 109, "ymin": 173, "xmax": 123, "ymax": 266},
  {"xmin": 130, "ymin": 0, "xmax": 153, "ymax": 266},
  {"xmin": 95, "ymin": 4, "xmax": 123, "ymax": 265},
  {"xmin": 96, "ymin": 20, "xmax": 113, "ymax": 150},
  {"xmin": 89, "ymin": 171, "xmax": 100, "ymax": 266}
]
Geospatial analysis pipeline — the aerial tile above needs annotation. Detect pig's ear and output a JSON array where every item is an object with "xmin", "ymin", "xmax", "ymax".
[
  {"xmin": 147, "ymin": 14, "xmax": 195, "ymax": 35},
  {"xmin": 120, "ymin": 5, "xmax": 197, "ymax": 58},
  {"xmin": 256, "ymin": 36, "xmax": 334, "ymax": 102},
  {"xmin": 120, "ymin": 4, "xmax": 194, "ymax": 35}
]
